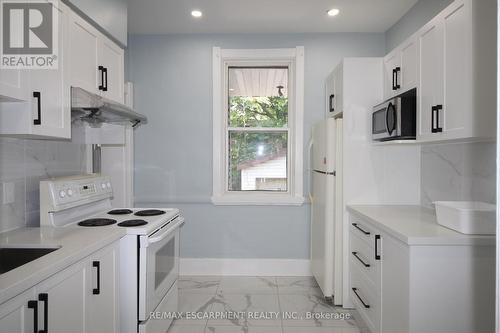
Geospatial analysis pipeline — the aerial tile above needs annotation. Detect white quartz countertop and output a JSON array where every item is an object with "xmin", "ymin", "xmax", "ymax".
[
  {"xmin": 0, "ymin": 226, "xmax": 125, "ymax": 305},
  {"xmin": 347, "ymin": 205, "xmax": 496, "ymax": 246}
]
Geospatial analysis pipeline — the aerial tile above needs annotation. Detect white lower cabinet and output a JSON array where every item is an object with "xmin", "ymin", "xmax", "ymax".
[
  {"xmin": 86, "ymin": 242, "xmax": 120, "ymax": 333},
  {"xmin": 349, "ymin": 213, "xmax": 495, "ymax": 333},
  {"xmin": 0, "ymin": 240, "xmax": 120, "ymax": 333},
  {"xmin": 0, "ymin": 289, "xmax": 36, "ymax": 333},
  {"xmin": 35, "ymin": 261, "xmax": 87, "ymax": 333}
]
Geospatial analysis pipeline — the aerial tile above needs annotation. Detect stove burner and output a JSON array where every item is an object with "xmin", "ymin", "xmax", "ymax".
[
  {"xmin": 108, "ymin": 209, "xmax": 133, "ymax": 215},
  {"xmin": 78, "ymin": 218, "xmax": 117, "ymax": 227},
  {"xmin": 134, "ymin": 209, "xmax": 166, "ymax": 217},
  {"xmin": 117, "ymin": 219, "xmax": 148, "ymax": 227}
]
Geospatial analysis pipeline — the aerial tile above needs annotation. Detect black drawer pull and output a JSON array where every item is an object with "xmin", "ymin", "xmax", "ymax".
[
  {"xmin": 329, "ymin": 94, "xmax": 335, "ymax": 113},
  {"xmin": 33, "ymin": 91, "xmax": 41, "ymax": 125},
  {"xmin": 39, "ymin": 293, "xmax": 48, "ymax": 333},
  {"xmin": 395, "ymin": 67, "xmax": 401, "ymax": 89},
  {"xmin": 352, "ymin": 223, "xmax": 370, "ymax": 235},
  {"xmin": 93, "ymin": 261, "xmax": 100, "ymax": 295},
  {"xmin": 352, "ymin": 288, "xmax": 370, "ymax": 308},
  {"xmin": 28, "ymin": 300, "xmax": 38, "ymax": 333},
  {"xmin": 98, "ymin": 66, "xmax": 105, "ymax": 91},
  {"xmin": 392, "ymin": 68, "xmax": 396, "ymax": 90},
  {"xmin": 103, "ymin": 67, "xmax": 108, "ymax": 92},
  {"xmin": 375, "ymin": 235, "xmax": 381, "ymax": 260},
  {"xmin": 352, "ymin": 252, "xmax": 370, "ymax": 267}
]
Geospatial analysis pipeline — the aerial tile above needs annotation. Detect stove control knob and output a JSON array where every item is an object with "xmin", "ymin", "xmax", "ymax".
[
  {"xmin": 101, "ymin": 183, "xmax": 106, "ymax": 190},
  {"xmin": 59, "ymin": 190, "xmax": 66, "ymax": 198},
  {"xmin": 67, "ymin": 189, "xmax": 73, "ymax": 197},
  {"xmin": 106, "ymin": 182, "xmax": 111, "ymax": 189}
]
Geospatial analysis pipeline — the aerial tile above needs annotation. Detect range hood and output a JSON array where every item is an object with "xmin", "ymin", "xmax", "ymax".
[{"xmin": 71, "ymin": 87, "xmax": 147, "ymax": 127}]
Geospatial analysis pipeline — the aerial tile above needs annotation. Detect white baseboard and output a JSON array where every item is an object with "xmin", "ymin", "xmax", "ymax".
[{"xmin": 180, "ymin": 258, "xmax": 311, "ymax": 276}]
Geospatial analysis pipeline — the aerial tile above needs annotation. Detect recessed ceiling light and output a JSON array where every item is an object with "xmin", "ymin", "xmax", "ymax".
[
  {"xmin": 327, "ymin": 8, "xmax": 340, "ymax": 17},
  {"xmin": 191, "ymin": 10, "xmax": 202, "ymax": 18}
]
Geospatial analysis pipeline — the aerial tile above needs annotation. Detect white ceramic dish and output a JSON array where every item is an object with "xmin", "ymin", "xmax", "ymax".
[{"xmin": 434, "ymin": 201, "xmax": 496, "ymax": 235}]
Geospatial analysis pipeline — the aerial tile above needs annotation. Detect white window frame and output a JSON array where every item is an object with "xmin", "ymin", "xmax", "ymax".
[{"xmin": 211, "ymin": 47, "xmax": 305, "ymax": 206}]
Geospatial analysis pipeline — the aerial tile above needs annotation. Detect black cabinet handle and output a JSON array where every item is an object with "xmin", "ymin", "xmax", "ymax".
[
  {"xmin": 431, "ymin": 105, "xmax": 436, "ymax": 132},
  {"xmin": 375, "ymin": 235, "xmax": 381, "ymax": 260},
  {"xmin": 103, "ymin": 67, "xmax": 108, "ymax": 92},
  {"xmin": 392, "ymin": 68, "xmax": 396, "ymax": 90},
  {"xmin": 431, "ymin": 105, "xmax": 443, "ymax": 133},
  {"xmin": 92, "ymin": 261, "xmax": 100, "ymax": 295},
  {"xmin": 98, "ymin": 66, "xmax": 105, "ymax": 91},
  {"xmin": 352, "ymin": 288, "xmax": 370, "ymax": 308},
  {"xmin": 395, "ymin": 67, "xmax": 401, "ymax": 89},
  {"xmin": 329, "ymin": 94, "xmax": 335, "ymax": 113},
  {"xmin": 352, "ymin": 252, "xmax": 371, "ymax": 267},
  {"xmin": 352, "ymin": 223, "xmax": 370, "ymax": 235},
  {"xmin": 435, "ymin": 104, "xmax": 443, "ymax": 133},
  {"xmin": 28, "ymin": 300, "xmax": 38, "ymax": 333},
  {"xmin": 39, "ymin": 293, "xmax": 48, "ymax": 333},
  {"xmin": 33, "ymin": 91, "xmax": 41, "ymax": 125}
]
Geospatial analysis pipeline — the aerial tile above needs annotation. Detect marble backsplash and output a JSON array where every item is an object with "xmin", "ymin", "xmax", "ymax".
[
  {"xmin": 421, "ymin": 142, "xmax": 496, "ymax": 208},
  {"xmin": 0, "ymin": 138, "xmax": 87, "ymax": 232}
]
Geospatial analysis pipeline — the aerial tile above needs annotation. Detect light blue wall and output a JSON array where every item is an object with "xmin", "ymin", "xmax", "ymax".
[
  {"xmin": 63, "ymin": 0, "xmax": 127, "ymax": 46},
  {"xmin": 385, "ymin": 0, "xmax": 453, "ymax": 52},
  {"xmin": 127, "ymin": 33, "xmax": 385, "ymax": 259}
]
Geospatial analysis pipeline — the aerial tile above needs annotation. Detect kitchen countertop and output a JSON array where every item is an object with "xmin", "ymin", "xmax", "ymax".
[
  {"xmin": 0, "ymin": 226, "xmax": 126, "ymax": 305},
  {"xmin": 347, "ymin": 205, "xmax": 496, "ymax": 246}
]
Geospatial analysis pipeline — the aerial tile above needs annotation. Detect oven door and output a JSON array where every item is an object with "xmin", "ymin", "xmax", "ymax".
[{"xmin": 138, "ymin": 217, "xmax": 184, "ymax": 321}]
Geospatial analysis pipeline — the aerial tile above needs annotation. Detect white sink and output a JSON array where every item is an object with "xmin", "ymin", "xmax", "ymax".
[{"xmin": 434, "ymin": 201, "xmax": 496, "ymax": 235}]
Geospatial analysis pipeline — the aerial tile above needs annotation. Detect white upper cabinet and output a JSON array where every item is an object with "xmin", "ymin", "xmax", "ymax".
[
  {"xmin": 98, "ymin": 37, "xmax": 125, "ymax": 103},
  {"xmin": 68, "ymin": 13, "xmax": 124, "ymax": 104},
  {"xmin": 383, "ymin": 0, "xmax": 496, "ymax": 143},
  {"xmin": 0, "ymin": 0, "xmax": 125, "ymax": 139},
  {"xmin": 0, "ymin": 1, "xmax": 72, "ymax": 139},
  {"xmin": 326, "ymin": 64, "xmax": 343, "ymax": 118},
  {"xmin": 399, "ymin": 38, "xmax": 418, "ymax": 94},
  {"xmin": 417, "ymin": 19, "xmax": 443, "ymax": 140},
  {"xmin": 417, "ymin": 0, "xmax": 496, "ymax": 142},
  {"xmin": 0, "ymin": 69, "xmax": 29, "ymax": 102},
  {"xmin": 383, "ymin": 51, "xmax": 401, "ymax": 99},
  {"xmin": 68, "ymin": 11, "xmax": 100, "ymax": 95},
  {"xmin": 383, "ymin": 36, "xmax": 418, "ymax": 100}
]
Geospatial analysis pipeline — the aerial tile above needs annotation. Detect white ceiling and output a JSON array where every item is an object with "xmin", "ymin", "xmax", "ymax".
[{"xmin": 128, "ymin": 0, "xmax": 419, "ymax": 35}]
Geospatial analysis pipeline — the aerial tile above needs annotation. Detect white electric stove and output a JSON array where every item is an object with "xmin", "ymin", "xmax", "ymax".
[{"xmin": 39, "ymin": 174, "xmax": 184, "ymax": 333}]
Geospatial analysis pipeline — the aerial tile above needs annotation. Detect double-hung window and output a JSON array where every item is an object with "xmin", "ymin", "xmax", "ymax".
[{"xmin": 212, "ymin": 47, "xmax": 305, "ymax": 205}]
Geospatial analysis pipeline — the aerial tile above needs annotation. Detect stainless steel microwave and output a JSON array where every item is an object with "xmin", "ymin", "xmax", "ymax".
[{"xmin": 372, "ymin": 88, "xmax": 416, "ymax": 141}]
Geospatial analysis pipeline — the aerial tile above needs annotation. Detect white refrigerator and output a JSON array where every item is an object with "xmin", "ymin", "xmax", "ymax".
[{"xmin": 310, "ymin": 118, "xmax": 343, "ymax": 305}]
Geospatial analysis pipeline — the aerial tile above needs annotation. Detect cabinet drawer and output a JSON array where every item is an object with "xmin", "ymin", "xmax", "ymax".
[
  {"xmin": 350, "ymin": 264, "xmax": 381, "ymax": 333},
  {"xmin": 350, "ymin": 215, "xmax": 379, "ymax": 249},
  {"xmin": 350, "ymin": 233, "xmax": 381, "ymax": 288}
]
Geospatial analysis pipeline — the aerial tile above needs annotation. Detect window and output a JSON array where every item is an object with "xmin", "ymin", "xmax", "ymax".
[{"xmin": 212, "ymin": 47, "xmax": 305, "ymax": 205}]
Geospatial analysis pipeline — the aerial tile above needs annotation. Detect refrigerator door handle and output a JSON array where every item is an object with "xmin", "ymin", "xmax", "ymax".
[{"xmin": 307, "ymin": 137, "xmax": 313, "ymax": 202}]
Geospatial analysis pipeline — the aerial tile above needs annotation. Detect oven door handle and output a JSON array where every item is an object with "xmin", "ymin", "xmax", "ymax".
[{"xmin": 147, "ymin": 217, "xmax": 185, "ymax": 244}]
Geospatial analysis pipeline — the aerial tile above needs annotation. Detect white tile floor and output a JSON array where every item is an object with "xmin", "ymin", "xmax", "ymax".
[{"xmin": 167, "ymin": 276, "xmax": 369, "ymax": 333}]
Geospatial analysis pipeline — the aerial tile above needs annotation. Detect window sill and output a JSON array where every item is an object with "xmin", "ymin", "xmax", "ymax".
[{"xmin": 211, "ymin": 194, "xmax": 305, "ymax": 206}]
